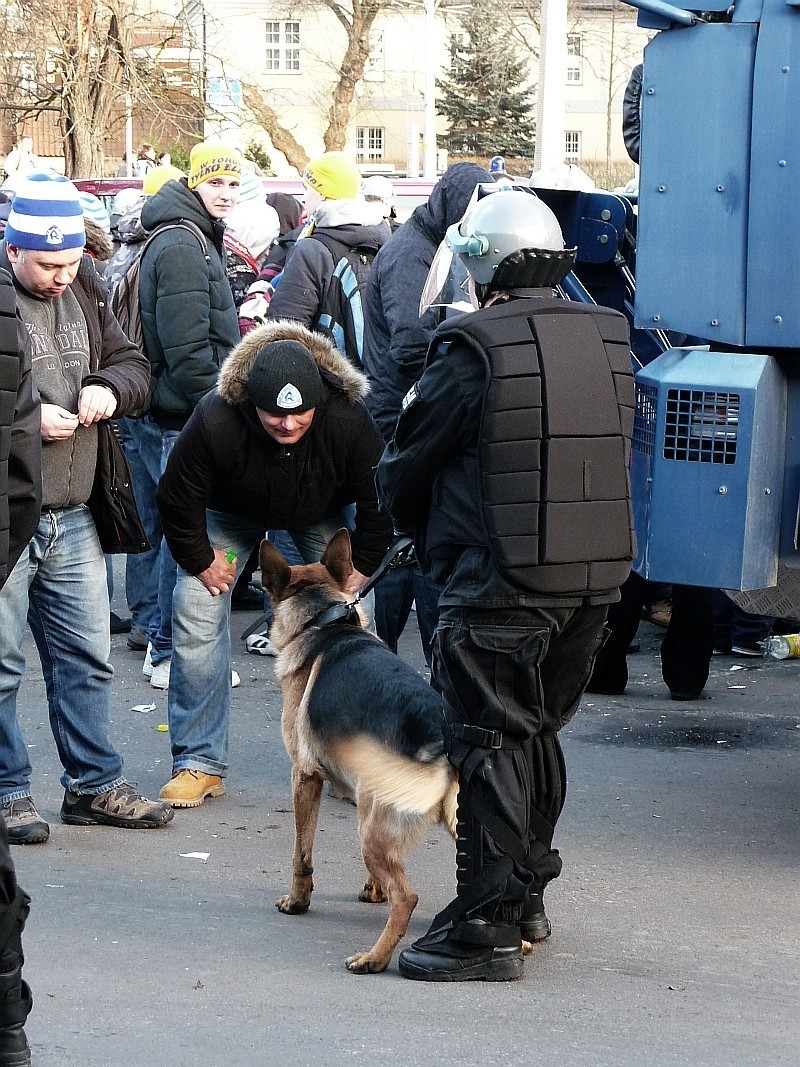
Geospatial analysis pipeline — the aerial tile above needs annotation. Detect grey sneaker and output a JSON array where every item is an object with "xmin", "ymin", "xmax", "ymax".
[
  {"xmin": 60, "ymin": 782, "xmax": 174, "ymax": 829},
  {"xmin": 0, "ymin": 797, "xmax": 50, "ymax": 844}
]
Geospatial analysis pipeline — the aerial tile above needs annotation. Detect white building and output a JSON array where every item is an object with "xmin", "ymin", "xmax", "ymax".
[{"xmin": 182, "ymin": 0, "xmax": 649, "ymax": 176}]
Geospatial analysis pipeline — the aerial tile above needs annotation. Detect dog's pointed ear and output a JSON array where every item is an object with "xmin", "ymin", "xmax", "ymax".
[
  {"xmin": 259, "ymin": 538, "xmax": 292, "ymax": 600},
  {"xmin": 320, "ymin": 528, "xmax": 353, "ymax": 588}
]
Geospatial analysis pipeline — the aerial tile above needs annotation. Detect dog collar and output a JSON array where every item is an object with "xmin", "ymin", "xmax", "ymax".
[{"xmin": 304, "ymin": 601, "xmax": 361, "ymax": 631}]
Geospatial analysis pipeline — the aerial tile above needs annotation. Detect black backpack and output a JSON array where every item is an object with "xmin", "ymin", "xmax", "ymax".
[{"xmin": 307, "ymin": 231, "xmax": 378, "ymax": 367}]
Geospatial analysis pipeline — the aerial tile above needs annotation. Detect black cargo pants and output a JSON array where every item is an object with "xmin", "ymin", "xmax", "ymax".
[{"xmin": 431, "ymin": 602, "xmax": 608, "ymax": 922}]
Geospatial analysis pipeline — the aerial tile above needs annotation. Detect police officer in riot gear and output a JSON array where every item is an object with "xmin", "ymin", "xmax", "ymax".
[{"xmin": 377, "ymin": 188, "xmax": 635, "ymax": 981}]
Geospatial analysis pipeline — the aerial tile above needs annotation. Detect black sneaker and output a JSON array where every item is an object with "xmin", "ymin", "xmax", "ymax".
[
  {"xmin": 0, "ymin": 798, "xmax": 49, "ymax": 845},
  {"xmin": 60, "ymin": 782, "xmax": 174, "ymax": 829},
  {"xmin": 398, "ymin": 919, "xmax": 524, "ymax": 982},
  {"xmin": 109, "ymin": 612, "xmax": 132, "ymax": 635}
]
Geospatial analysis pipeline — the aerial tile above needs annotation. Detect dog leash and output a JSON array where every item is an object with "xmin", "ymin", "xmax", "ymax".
[{"xmin": 239, "ymin": 535, "xmax": 415, "ymax": 641}]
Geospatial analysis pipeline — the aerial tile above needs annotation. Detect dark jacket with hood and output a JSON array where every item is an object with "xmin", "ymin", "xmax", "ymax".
[
  {"xmin": 155, "ymin": 320, "xmax": 393, "ymax": 578},
  {"xmin": 361, "ymin": 162, "xmax": 492, "ymax": 442},
  {"xmin": 139, "ymin": 178, "xmax": 240, "ymax": 429},
  {"xmin": 267, "ymin": 198, "xmax": 390, "ymax": 343},
  {"xmin": 0, "ymin": 268, "xmax": 41, "ymax": 588}
]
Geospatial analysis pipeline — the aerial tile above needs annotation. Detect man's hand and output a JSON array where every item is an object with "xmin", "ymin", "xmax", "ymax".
[
  {"xmin": 40, "ymin": 404, "xmax": 79, "ymax": 442},
  {"xmin": 77, "ymin": 384, "xmax": 117, "ymax": 426},
  {"xmin": 197, "ymin": 549, "xmax": 238, "ymax": 596},
  {"xmin": 343, "ymin": 567, "xmax": 368, "ymax": 596}
]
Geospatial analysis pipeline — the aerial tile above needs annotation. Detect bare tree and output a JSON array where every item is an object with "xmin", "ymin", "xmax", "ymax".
[
  {"xmin": 320, "ymin": 0, "xmax": 384, "ymax": 151},
  {"xmin": 241, "ymin": 85, "xmax": 311, "ymax": 172}
]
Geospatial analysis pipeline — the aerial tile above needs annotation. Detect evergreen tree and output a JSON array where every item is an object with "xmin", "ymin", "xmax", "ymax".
[{"xmin": 437, "ymin": 0, "xmax": 535, "ymax": 160}]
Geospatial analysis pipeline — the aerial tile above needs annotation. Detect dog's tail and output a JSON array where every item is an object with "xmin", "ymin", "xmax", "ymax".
[{"xmin": 332, "ymin": 735, "xmax": 456, "ymax": 817}]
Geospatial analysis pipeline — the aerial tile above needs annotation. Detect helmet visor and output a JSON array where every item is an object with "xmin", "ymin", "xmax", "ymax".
[{"xmin": 419, "ymin": 240, "xmax": 479, "ymax": 316}]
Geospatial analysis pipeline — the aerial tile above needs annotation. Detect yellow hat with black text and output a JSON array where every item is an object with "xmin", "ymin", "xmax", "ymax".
[
  {"xmin": 187, "ymin": 141, "xmax": 242, "ymax": 190},
  {"xmin": 302, "ymin": 152, "xmax": 361, "ymax": 201}
]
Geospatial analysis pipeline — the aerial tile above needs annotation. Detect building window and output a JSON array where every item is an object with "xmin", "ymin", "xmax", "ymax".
[
  {"xmin": 265, "ymin": 20, "xmax": 301, "ymax": 73},
  {"xmin": 565, "ymin": 130, "xmax": 581, "ymax": 160},
  {"xmin": 567, "ymin": 33, "xmax": 583, "ymax": 84},
  {"xmin": 357, "ymin": 126, "xmax": 385, "ymax": 162}
]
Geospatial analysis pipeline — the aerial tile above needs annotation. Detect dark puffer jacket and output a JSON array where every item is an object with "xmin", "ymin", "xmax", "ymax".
[
  {"xmin": 139, "ymin": 178, "xmax": 240, "ymax": 429},
  {"xmin": 266, "ymin": 197, "xmax": 390, "ymax": 362},
  {"xmin": 0, "ymin": 268, "xmax": 41, "ymax": 588},
  {"xmin": 156, "ymin": 319, "xmax": 393, "ymax": 578},
  {"xmin": 361, "ymin": 162, "xmax": 492, "ymax": 442}
]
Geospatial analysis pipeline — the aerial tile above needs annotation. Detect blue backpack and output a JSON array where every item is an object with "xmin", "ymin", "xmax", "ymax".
[{"xmin": 307, "ymin": 232, "xmax": 379, "ymax": 368}]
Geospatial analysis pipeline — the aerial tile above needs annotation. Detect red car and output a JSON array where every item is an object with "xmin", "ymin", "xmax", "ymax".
[{"xmin": 74, "ymin": 175, "xmax": 436, "ymax": 223}]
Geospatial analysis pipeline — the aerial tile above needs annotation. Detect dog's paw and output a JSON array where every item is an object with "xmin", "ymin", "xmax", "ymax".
[
  {"xmin": 275, "ymin": 894, "xmax": 311, "ymax": 914},
  {"xmin": 358, "ymin": 880, "xmax": 387, "ymax": 904},
  {"xmin": 345, "ymin": 952, "xmax": 389, "ymax": 974}
]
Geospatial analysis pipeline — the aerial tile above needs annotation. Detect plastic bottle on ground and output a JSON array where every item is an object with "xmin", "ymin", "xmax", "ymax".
[{"xmin": 760, "ymin": 634, "xmax": 800, "ymax": 659}]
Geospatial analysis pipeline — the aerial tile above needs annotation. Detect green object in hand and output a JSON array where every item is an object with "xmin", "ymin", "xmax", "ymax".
[{"xmin": 225, "ymin": 550, "xmax": 237, "ymax": 564}]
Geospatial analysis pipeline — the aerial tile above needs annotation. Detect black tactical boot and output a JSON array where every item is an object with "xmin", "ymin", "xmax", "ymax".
[
  {"xmin": 398, "ymin": 918, "xmax": 524, "ymax": 982},
  {"xmin": 518, "ymin": 891, "xmax": 551, "ymax": 943},
  {"xmin": 0, "ymin": 962, "xmax": 31, "ymax": 1067}
]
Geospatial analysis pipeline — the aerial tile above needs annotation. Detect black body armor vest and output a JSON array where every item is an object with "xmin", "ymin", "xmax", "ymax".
[{"xmin": 435, "ymin": 297, "xmax": 635, "ymax": 596}]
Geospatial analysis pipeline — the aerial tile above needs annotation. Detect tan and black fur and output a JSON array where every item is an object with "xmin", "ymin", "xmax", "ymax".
[{"xmin": 260, "ymin": 529, "xmax": 458, "ymax": 974}]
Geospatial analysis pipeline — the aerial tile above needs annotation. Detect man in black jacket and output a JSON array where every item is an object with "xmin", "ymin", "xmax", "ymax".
[
  {"xmin": 0, "ymin": 172, "xmax": 173, "ymax": 844},
  {"xmin": 156, "ymin": 322, "xmax": 392, "ymax": 808},
  {"xmin": 0, "ymin": 265, "xmax": 40, "ymax": 1065},
  {"xmin": 362, "ymin": 162, "xmax": 491, "ymax": 666},
  {"xmin": 377, "ymin": 188, "xmax": 634, "ymax": 982},
  {"xmin": 131, "ymin": 141, "xmax": 243, "ymax": 691}
]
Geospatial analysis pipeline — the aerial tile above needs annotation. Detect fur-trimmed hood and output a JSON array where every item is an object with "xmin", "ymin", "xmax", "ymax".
[{"xmin": 217, "ymin": 319, "xmax": 370, "ymax": 406}]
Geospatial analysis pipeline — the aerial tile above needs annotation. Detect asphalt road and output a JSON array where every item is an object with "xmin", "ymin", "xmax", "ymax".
[{"xmin": 10, "ymin": 585, "xmax": 800, "ymax": 1067}]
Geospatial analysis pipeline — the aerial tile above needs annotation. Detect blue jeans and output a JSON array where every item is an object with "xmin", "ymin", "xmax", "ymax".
[
  {"xmin": 122, "ymin": 416, "xmax": 180, "ymax": 665},
  {"xmin": 0, "ymin": 506, "xmax": 126, "ymax": 801},
  {"xmin": 374, "ymin": 563, "xmax": 441, "ymax": 668},
  {"xmin": 117, "ymin": 416, "xmax": 161, "ymax": 635},
  {"xmin": 167, "ymin": 508, "xmax": 372, "ymax": 776}
]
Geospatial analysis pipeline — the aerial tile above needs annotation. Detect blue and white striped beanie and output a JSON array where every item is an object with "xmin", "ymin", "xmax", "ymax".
[
  {"xmin": 5, "ymin": 172, "xmax": 86, "ymax": 251},
  {"xmin": 78, "ymin": 192, "xmax": 111, "ymax": 234}
]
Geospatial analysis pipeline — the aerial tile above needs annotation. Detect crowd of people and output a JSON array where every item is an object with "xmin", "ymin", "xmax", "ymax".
[{"xmin": 0, "ymin": 128, "xmax": 787, "ymax": 1054}]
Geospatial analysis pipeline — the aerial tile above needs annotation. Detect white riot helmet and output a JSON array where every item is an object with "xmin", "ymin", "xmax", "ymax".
[{"xmin": 446, "ymin": 187, "xmax": 576, "ymax": 291}]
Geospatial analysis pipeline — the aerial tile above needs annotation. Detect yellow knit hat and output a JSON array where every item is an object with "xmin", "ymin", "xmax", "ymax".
[
  {"xmin": 302, "ymin": 152, "xmax": 361, "ymax": 201},
  {"xmin": 143, "ymin": 165, "xmax": 185, "ymax": 196},
  {"xmin": 187, "ymin": 142, "xmax": 242, "ymax": 190}
]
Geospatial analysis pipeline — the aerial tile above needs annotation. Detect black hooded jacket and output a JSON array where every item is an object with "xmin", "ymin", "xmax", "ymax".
[
  {"xmin": 361, "ymin": 162, "xmax": 492, "ymax": 442},
  {"xmin": 156, "ymin": 320, "xmax": 392, "ymax": 578},
  {"xmin": 139, "ymin": 178, "xmax": 241, "ymax": 429}
]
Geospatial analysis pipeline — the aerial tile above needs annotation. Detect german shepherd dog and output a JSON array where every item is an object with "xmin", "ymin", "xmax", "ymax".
[{"xmin": 259, "ymin": 529, "xmax": 458, "ymax": 974}]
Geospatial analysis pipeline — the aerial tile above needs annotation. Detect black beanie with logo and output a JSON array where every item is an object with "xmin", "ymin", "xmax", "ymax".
[{"xmin": 246, "ymin": 340, "xmax": 324, "ymax": 415}]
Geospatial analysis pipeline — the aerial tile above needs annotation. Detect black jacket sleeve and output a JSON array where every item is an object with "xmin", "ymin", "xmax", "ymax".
[
  {"xmin": 155, "ymin": 402, "xmax": 218, "ymax": 575},
  {"xmin": 267, "ymin": 238, "xmax": 332, "ymax": 327},
  {"xmin": 337, "ymin": 403, "xmax": 393, "ymax": 575},
  {"xmin": 622, "ymin": 63, "xmax": 643, "ymax": 165},
  {"xmin": 1, "ymin": 301, "xmax": 42, "ymax": 586},
  {"xmin": 73, "ymin": 259, "xmax": 151, "ymax": 417},
  {"xmin": 376, "ymin": 344, "xmax": 475, "ymax": 534}
]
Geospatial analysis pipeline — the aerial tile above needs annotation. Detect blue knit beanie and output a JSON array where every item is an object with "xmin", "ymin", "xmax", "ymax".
[
  {"xmin": 78, "ymin": 192, "xmax": 111, "ymax": 234},
  {"xmin": 5, "ymin": 173, "xmax": 86, "ymax": 251}
]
